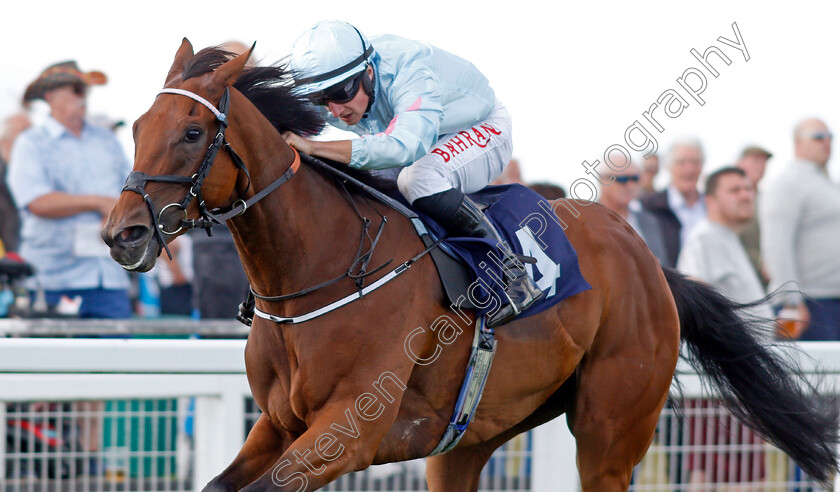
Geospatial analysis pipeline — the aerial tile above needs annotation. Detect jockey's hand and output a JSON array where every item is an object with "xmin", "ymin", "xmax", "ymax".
[
  {"xmin": 282, "ymin": 131, "xmax": 314, "ymax": 155},
  {"xmin": 281, "ymin": 133, "xmax": 353, "ymax": 165}
]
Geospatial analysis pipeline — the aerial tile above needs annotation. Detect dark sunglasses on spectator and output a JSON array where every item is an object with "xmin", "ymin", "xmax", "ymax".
[
  {"xmin": 807, "ymin": 131, "xmax": 833, "ymax": 141},
  {"xmin": 72, "ymin": 84, "xmax": 87, "ymax": 97},
  {"xmin": 309, "ymin": 72, "xmax": 365, "ymax": 106},
  {"xmin": 612, "ymin": 175, "xmax": 641, "ymax": 183}
]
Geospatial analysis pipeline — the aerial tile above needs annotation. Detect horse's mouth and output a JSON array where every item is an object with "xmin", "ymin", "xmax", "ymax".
[
  {"xmin": 121, "ymin": 244, "xmax": 152, "ymax": 271},
  {"xmin": 109, "ymin": 235, "xmax": 161, "ymax": 273}
]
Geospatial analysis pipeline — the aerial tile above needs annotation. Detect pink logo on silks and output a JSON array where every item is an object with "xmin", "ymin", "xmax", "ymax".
[
  {"xmin": 431, "ymin": 124, "xmax": 503, "ymax": 163},
  {"xmin": 375, "ymin": 97, "xmax": 424, "ymax": 137}
]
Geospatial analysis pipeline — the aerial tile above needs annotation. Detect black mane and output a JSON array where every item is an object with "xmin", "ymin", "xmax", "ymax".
[{"xmin": 182, "ymin": 47, "xmax": 396, "ymax": 192}]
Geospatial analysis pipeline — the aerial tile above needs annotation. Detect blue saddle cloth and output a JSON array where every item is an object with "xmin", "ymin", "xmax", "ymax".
[{"xmin": 417, "ymin": 184, "xmax": 592, "ymax": 320}]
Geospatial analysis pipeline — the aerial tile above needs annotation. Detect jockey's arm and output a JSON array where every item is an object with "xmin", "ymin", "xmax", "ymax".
[
  {"xmin": 282, "ymin": 64, "xmax": 444, "ymax": 169},
  {"xmin": 282, "ymin": 132, "xmax": 352, "ymax": 164}
]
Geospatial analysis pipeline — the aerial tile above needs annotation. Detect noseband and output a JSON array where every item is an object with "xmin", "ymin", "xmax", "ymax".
[{"xmin": 121, "ymin": 86, "xmax": 299, "ymax": 258}]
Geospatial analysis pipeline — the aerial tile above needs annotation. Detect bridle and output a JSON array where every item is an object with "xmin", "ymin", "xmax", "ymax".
[{"xmin": 120, "ymin": 86, "xmax": 300, "ymax": 258}]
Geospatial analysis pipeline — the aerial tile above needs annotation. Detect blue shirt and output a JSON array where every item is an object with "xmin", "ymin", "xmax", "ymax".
[
  {"xmin": 8, "ymin": 116, "xmax": 132, "ymax": 291},
  {"xmin": 325, "ymin": 34, "xmax": 497, "ymax": 170}
]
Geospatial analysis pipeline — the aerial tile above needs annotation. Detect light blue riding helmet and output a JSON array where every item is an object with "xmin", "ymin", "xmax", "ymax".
[{"xmin": 290, "ymin": 20, "xmax": 374, "ymax": 96}]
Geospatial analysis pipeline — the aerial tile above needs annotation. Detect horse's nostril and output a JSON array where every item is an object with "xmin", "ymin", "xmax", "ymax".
[{"xmin": 114, "ymin": 225, "xmax": 150, "ymax": 246}]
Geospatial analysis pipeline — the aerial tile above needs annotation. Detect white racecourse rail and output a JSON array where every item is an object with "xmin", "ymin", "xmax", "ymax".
[{"xmin": 0, "ymin": 338, "xmax": 838, "ymax": 491}]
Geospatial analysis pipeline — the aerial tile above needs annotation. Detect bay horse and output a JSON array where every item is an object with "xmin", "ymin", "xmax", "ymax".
[{"xmin": 101, "ymin": 39, "xmax": 838, "ymax": 491}]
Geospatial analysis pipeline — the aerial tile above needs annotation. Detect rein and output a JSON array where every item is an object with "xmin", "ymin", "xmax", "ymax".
[
  {"xmin": 124, "ymin": 84, "xmax": 443, "ymax": 325},
  {"xmin": 245, "ymin": 163, "xmax": 445, "ymax": 325},
  {"xmin": 251, "ymin": 179, "xmax": 391, "ymax": 306},
  {"xmin": 250, "ymin": 236, "xmax": 444, "ymax": 324}
]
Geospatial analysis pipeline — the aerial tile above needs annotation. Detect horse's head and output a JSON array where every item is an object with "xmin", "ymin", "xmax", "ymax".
[{"xmin": 102, "ymin": 39, "xmax": 253, "ymax": 272}]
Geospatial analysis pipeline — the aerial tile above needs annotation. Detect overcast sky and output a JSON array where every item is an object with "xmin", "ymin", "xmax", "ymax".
[{"xmin": 5, "ymin": 0, "xmax": 840, "ymax": 193}]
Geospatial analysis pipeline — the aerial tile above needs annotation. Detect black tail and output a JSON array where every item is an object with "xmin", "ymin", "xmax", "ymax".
[{"xmin": 663, "ymin": 267, "xmax": 839, "ymax": 485}]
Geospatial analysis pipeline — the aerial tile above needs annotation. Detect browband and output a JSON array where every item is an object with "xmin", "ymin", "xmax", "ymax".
[{"xmin": 158, "ymin": 88, "xmax": 228, "ymax": 123}]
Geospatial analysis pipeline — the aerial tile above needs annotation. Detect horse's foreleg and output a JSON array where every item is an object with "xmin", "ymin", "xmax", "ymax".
[
  {"xmin": 202, "ymin": 413, "xmax": 296, "ymax": 492},
  {"xmin": 235, "ymin": 426, "xmax": 374, "ymax": 491},
  {"xmin": 237, "ymin": 399, "xmax": 407, "ymax": 492}
]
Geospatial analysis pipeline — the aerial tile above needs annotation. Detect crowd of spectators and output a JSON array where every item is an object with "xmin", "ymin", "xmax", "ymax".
[{"xmin": 589, "ymin": 124, "xmax": 840, "ymax": 344}]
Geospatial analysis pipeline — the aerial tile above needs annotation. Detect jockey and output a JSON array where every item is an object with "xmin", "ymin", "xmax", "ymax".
[{"xmin": 284, "ymin": 20, "xmax": 543, "ymax": 327}]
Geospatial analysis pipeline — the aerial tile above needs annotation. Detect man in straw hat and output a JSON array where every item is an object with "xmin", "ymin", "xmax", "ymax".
[{"xmin": 7, "ymin": 60, "xmax": 133, "ymax": 319}]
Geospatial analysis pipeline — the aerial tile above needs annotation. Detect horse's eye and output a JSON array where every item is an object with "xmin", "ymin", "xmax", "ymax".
[{"xmin": 185, "ymin": 129, "xmax": 202, "ymax": 143}]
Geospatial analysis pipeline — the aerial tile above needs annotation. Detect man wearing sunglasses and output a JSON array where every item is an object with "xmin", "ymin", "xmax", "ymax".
[
  {"xmin": 760, "ymin": 118, "xmax": 840, "ymax": 340},
  {"xmin": 7, "ymin": 61, "xmax": 133, "ymax": 319},
  {"xmin": 284, "ymin": 21, "xmax": 543, "ymax": 327},
  {"xmin": 597, "ymin": 163, "xmax": 667, "ymax": 265}
]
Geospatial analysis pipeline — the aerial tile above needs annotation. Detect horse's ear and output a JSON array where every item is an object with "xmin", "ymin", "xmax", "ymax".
[
  {"xmin": 164, "ymin": 38, "xmax": 194, "ymax": 86},
  {"xmin": 212, "ymin": 42, "xmax": 256, "ymax": 88}
]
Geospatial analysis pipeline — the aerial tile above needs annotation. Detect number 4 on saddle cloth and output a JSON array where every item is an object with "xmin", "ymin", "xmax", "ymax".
[{"xmin": 413, "ymin": 183, "xmax": 592, "ymax": 322}]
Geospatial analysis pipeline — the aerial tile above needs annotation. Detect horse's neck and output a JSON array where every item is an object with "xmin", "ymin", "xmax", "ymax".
[{"xmin": 225, "ymin": 130, "xmax": 363, "ymax": 303}]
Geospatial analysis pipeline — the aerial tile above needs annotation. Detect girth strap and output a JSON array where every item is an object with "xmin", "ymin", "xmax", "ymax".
[{"xmin": 428, "ymin": 317, "xmax": 497, "ymax": 456}]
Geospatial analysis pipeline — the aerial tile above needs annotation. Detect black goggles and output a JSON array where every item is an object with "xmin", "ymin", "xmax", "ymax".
[{"xmin": 308, "ymin": 71, "xmax": 365, "ymax": 106}]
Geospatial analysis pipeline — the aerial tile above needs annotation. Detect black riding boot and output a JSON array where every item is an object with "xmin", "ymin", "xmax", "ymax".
[{"xmin": 414, "ymin": 189, "xmax": 545, "ymax": 327}]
